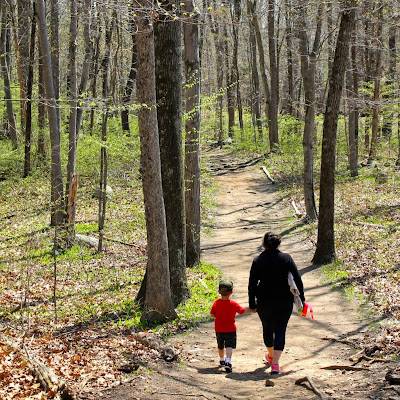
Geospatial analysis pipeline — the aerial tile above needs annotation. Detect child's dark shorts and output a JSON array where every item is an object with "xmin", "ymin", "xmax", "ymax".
[{"xmin": 216, "ymin": 331, "xmax": 237, "ymax": 349}]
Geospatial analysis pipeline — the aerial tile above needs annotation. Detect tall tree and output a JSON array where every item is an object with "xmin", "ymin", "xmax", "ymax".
[
  {"xmin": 247, "ymin": 0, "xmax": 268, "ymax": 138},
  {"xmin": 231, "ymin": 0, "xmax": 244, "ymax": 131},
  {"xmin": 313, "ymin": 0, "xmax": 356, "ymax": 264},
  {"xmin": 35, "ymin": 0, "xmax": 64, "ymax": 229},
  {"xmin": 267, "ymin": 0, "xmax": 279, "ymax": 149},
  {"xmin": 184, "ymin": 0, "xmax": 201, "ymax": 268},
  {"xmin": 65, "ymin": 0, "xmax": 78, "ymax": 242},
  {"xmin": 135, "ymin": 0, "xmax": 175, "ymax": 322},
  {"xmin": 155, "ymin": 1, "xmax": 189, "ymax": 307},
  {"xmin": 296, "ymin": 0, "xmax": 323, "ymax": 221},
  {"xmin": 368, "ymin": 5, "xmax": 383, "ymax": 161},
  {"xmin": 1, "ymin": 7, "xmax": 18, "ymax": 149}
]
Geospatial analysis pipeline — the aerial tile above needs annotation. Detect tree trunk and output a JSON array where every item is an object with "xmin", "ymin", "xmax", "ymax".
[
  {"xmin": 35, "ymin": 0, "xmax": 64, "ymax": 229},
  {"xmin": 248, "ymin": 5, "xmax": 263, "ymax": 140},
  {"xmin": 155, "ymin": 0, "xmax": 189, "ymax": 307},
  {"xmin": 210, "ymin": 1, "xmax": 224, "ymax": 147},
  {"xmin": 66, "ymin": 0, "xmax": 78, "ymax": 241},
  {"xmin": 184, "ymin": 0, "xmax": 201, "ymax": 268},
  {"xmin": 248, "ymin": 0, "xmax": 268, "ymax": 138},
  {"xmin": 1, "ymin": 9, "xmax": 18, "ymax": 149},
  {"xmin": 313, "ymin": 0, "xmax": 356, "ymax": 265},
  {"xmin": 24, "ymin": 6, "xmax": 36, "ymax": 178},
  {"xmin": 267, "ymin": 0, "xmax": 279, "ymax": 149},
  {"xmin": 382, "ymin": 26, "xmax": 396, "ymax": 138},
  {"xmin": 348, "ymin": 41, "xmax": 359, "ymax": 177},
  {"xmin": 285, "ymin": 0, "xmax": 294, "ymax": 116},
  {"xmin": 76, "ymin": 0, "xmax": 93, "ymax": 135},
  {"xmin": 98, "ymin": 11, "xmax": 116, "ymax": 253},
  {"xmin": 37, "ymin": 40, "xmax": 46, "ymax": 162},
  {"xmin": 368, "ymin": 6, "xmax": 383, "ymax": 161},
  {"xmin": 224, "ymin": 23, "xmax": 235, "ymax": 138},
  {"xmin": 232, "ymin": 0, "xmax": 243, "ymax": 131},
  {"xmin": 135, "ymin": 0, "xmax": 175, "ymax": 323},
  {"xmin": 121, "ymin": 18, "xmax": 136, "ymax": 133},
  {"xmin": 296, "ymin": 0, "xmax": 321, "ymax": 221}
]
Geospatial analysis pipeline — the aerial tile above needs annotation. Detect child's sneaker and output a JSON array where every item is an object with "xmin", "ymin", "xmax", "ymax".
[
  {"xmin": 271, "ymin": 363, "xmax": 280, "ymax": 374},
  {"xmin": 219, "ymin": 360, "xmax": 225, "ymax": 366},
  {"xmin": 225, "ymin": 362, "xmax": 232, "ymax": 373}
]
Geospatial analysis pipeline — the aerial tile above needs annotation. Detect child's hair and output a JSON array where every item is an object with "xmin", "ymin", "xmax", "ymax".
[
  {"xmin": 263, "ymin": 231, "xmax": 281, "ymax": 250},
  {"xmin": 218, "ymin": 279, "xmax": 233, "ymax": 296}
]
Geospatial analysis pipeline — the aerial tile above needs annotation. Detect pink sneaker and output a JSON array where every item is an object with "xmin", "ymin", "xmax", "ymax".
[
  {"xmin": 271, "ymin": 363, "xmax": 280, "ymax": 374},
  {"xmin": 264, "ymin": 354, "xmax": 273, "ymax": 365}
]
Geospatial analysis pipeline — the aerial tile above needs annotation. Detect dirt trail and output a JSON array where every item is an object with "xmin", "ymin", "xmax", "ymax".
[{"xmin": 99, "ymin": 150, "xmax": 395, "ymax": 400}]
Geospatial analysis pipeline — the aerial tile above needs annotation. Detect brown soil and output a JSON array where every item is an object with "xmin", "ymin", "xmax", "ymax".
[{"xmin": 95, "ymin": 149, "xmax": 398, "ymax": 400}]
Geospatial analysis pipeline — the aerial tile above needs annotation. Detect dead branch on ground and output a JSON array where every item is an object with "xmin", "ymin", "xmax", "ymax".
[
  {"xmin": 261, "ymin": 166, "xmax": 275, "ymax": 183},
  {"xmin": 321, "ymin": 365, "xmax": 369, "ymax": 371},
  {"xmin": 295, "ymin": 376, "xmax": 327, "ymax": 400}
]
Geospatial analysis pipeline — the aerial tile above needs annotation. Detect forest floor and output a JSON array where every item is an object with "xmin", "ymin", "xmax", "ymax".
[{"xmin": 94, "ymin": 148, "xmax": 400, "ymax": 400}]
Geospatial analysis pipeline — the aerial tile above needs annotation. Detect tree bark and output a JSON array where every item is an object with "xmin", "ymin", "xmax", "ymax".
[
  {"xmin": 248, "ymin": 4, "xmax": 263, "ymax": 140},
  {"xmin": 285, "ymin": 0, "xmax": 294, "ymax": 116},
  {"xmin": 184, "ymin": 0, "xmax": 201, "ymax": 268},
  {"xmin": 1, "ymin": 9, "xmax": 18, "ymax": 149},
  {"xmin": 24, "ymin": 6, "xmax": 36, "ymax": 177},
  {"xmin": 76, "ymin": 0, "xmax": 93, "ymax": 135},
  {"xmin": 348, "ymin": 41, "xmax": 359, "ymax": 177},
  {"xmin": 135, "ymin": 0, "xmax": 175, "ymax": 322},
  {"xmin": 35, "ymin": 0, "xmax": 64, "ymax": 229},
  {"xmin": 121, "ymin": 17, "xmax": 137, "ymax": 133},
  {"xmin": 313, "ymin": 0, "xmax": 356, "ymax": 265},
  {"xmin": 382, "ymin": 25, "xmax": 396, "ymax": 138},
  {"xmin": 98, "ymin": 11, "xmax": 116, "ymax": 253},
  {"xmin": 232, "ymin": 0, "xmax": 243, "ymax": 131},
  {"xmin": 247, "ymin": 0, "xmax": 268, "ymax": 138},
  {"xmin": 155, "ymin": 0, "xmax": 189, "ymax": 307},
  {"xmin": 267, "ymin": 0, "xmax": 279, "ymax": 149},
  {"xmin": 66, "ymin": 0, "xmax": 78, "ymax": 241},
  {"xmin": 368, "ymin": 5, "xmax": 383, "ymax": 161},
  {"xmin": 296, "ymin": 0, "xmax": 322, "ymax": 221}
]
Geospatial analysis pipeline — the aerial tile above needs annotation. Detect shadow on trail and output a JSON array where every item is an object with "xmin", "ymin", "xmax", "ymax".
[{"xmin": 195, "ymin": 365, "xmax": 267, "ymax": 382}]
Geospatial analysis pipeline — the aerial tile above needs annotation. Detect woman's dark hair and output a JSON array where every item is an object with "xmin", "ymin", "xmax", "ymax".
[{"xmin": 263, "ymin": 232, "xmax": 281, "ymax": 250}]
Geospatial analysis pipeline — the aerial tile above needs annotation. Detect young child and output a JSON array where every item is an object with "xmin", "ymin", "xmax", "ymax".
[{"xmin": 210, "ymin": 279, "xmax": 255, "ymax": 372}]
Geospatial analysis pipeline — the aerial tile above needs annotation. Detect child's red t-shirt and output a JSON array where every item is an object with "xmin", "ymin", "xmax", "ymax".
[{"xmin": 210, "ymin": 299, "xmax": 245, "ymax": 333}]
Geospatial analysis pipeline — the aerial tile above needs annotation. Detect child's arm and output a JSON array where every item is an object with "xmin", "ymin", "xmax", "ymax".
[{"xmin": 243, "ymin": 307, "xmax": 257, "ymax": 314}]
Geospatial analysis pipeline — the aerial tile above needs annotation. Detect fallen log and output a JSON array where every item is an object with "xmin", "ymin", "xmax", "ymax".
[
  {"xmin": 295, "ymin": 376, "xmax": 327, "ymax": 400},
  {"xmin": 321, "ymin": 365, "xmax": 369, "ymax": 371},
  {"xmin": 132, "ymin": 332, "xmax": 178, "ymax": 361},
  {"xmin": 1, "ymin": 338, "xmax": 75, "ymax": 400},
  {"xmin": 261, "ymin": 166, "xmax": 275, "ymax": 184},
  {"xmin": 291, "ymin": 200, "xmax": 302, "ymax": 217}
]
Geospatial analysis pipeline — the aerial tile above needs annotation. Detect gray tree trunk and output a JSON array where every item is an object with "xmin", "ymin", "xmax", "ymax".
[
  {"xmin": 66, "ymin": 0, "xmax": 78, "ymax": 240},
  {"xmin": 76, "ymin": 0, "xmax": 92, "ymax": 135},
  {"xmin": 35, "ymin": 0, "xmax": 64, "ymax": 228},
  {"xmin": 135, "ymin": 0, "xmax": 175, "ymax": 323},
  {"xmin": 368, "ymin": 6, "xmax": 383, "ymax": 161},
  {"xmin": 155, "ymin": 0, "xmax": 189, "ymax": 308},
  {"xmin": 232, "ymin": 0, "xmax": 243, "ymax": 131},
  {"xmin": 184, "ymin": 0, "xmax": 201, "ymax": 268},
  {"xmin": 267, "ymin": 0, "xmax": 279, "ymax": 149},
  {"xmin": 296, "ymin": 0, "xmax": 322, "ymax": 221},
  {"xmin": 313, "ymin": 0, "xmax": 356, "ymax": 265},
  {"xmin": 1, "ymin": 9, "xmax": 18, "ymax": 149},
  {"xmin": 248, "ymin": 0, "xmax": 269, "ymax": 138}
]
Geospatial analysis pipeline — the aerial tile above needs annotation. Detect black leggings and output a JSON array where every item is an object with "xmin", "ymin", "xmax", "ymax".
[{"xmin": 257, "ymin": 301, "xmax": 293, "ymax": 351}]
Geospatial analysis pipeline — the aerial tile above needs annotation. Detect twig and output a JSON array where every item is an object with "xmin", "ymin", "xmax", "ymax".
[
  {"xmin": 321, "ymin": 365, "xmax": 369, "ymax": 371},
  {"xmin": 151, "ymin": 393, "xmax": 212, "ymax": 399},
  {"xmin": 321, "ymin": 336, "xmax": 358, "ymax": 348},
  {"xmin": 261, "ymin": 166, "xmax": 275, "ymax": 183},
  {"xmin": 295, "ymin": 376, "xmax": 327, "ymax": 400}
]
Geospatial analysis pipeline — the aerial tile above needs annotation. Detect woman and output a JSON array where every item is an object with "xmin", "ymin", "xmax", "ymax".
[{"xmin": 248, "ymin": 232, "xmax": 305, "ymax": 374}]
